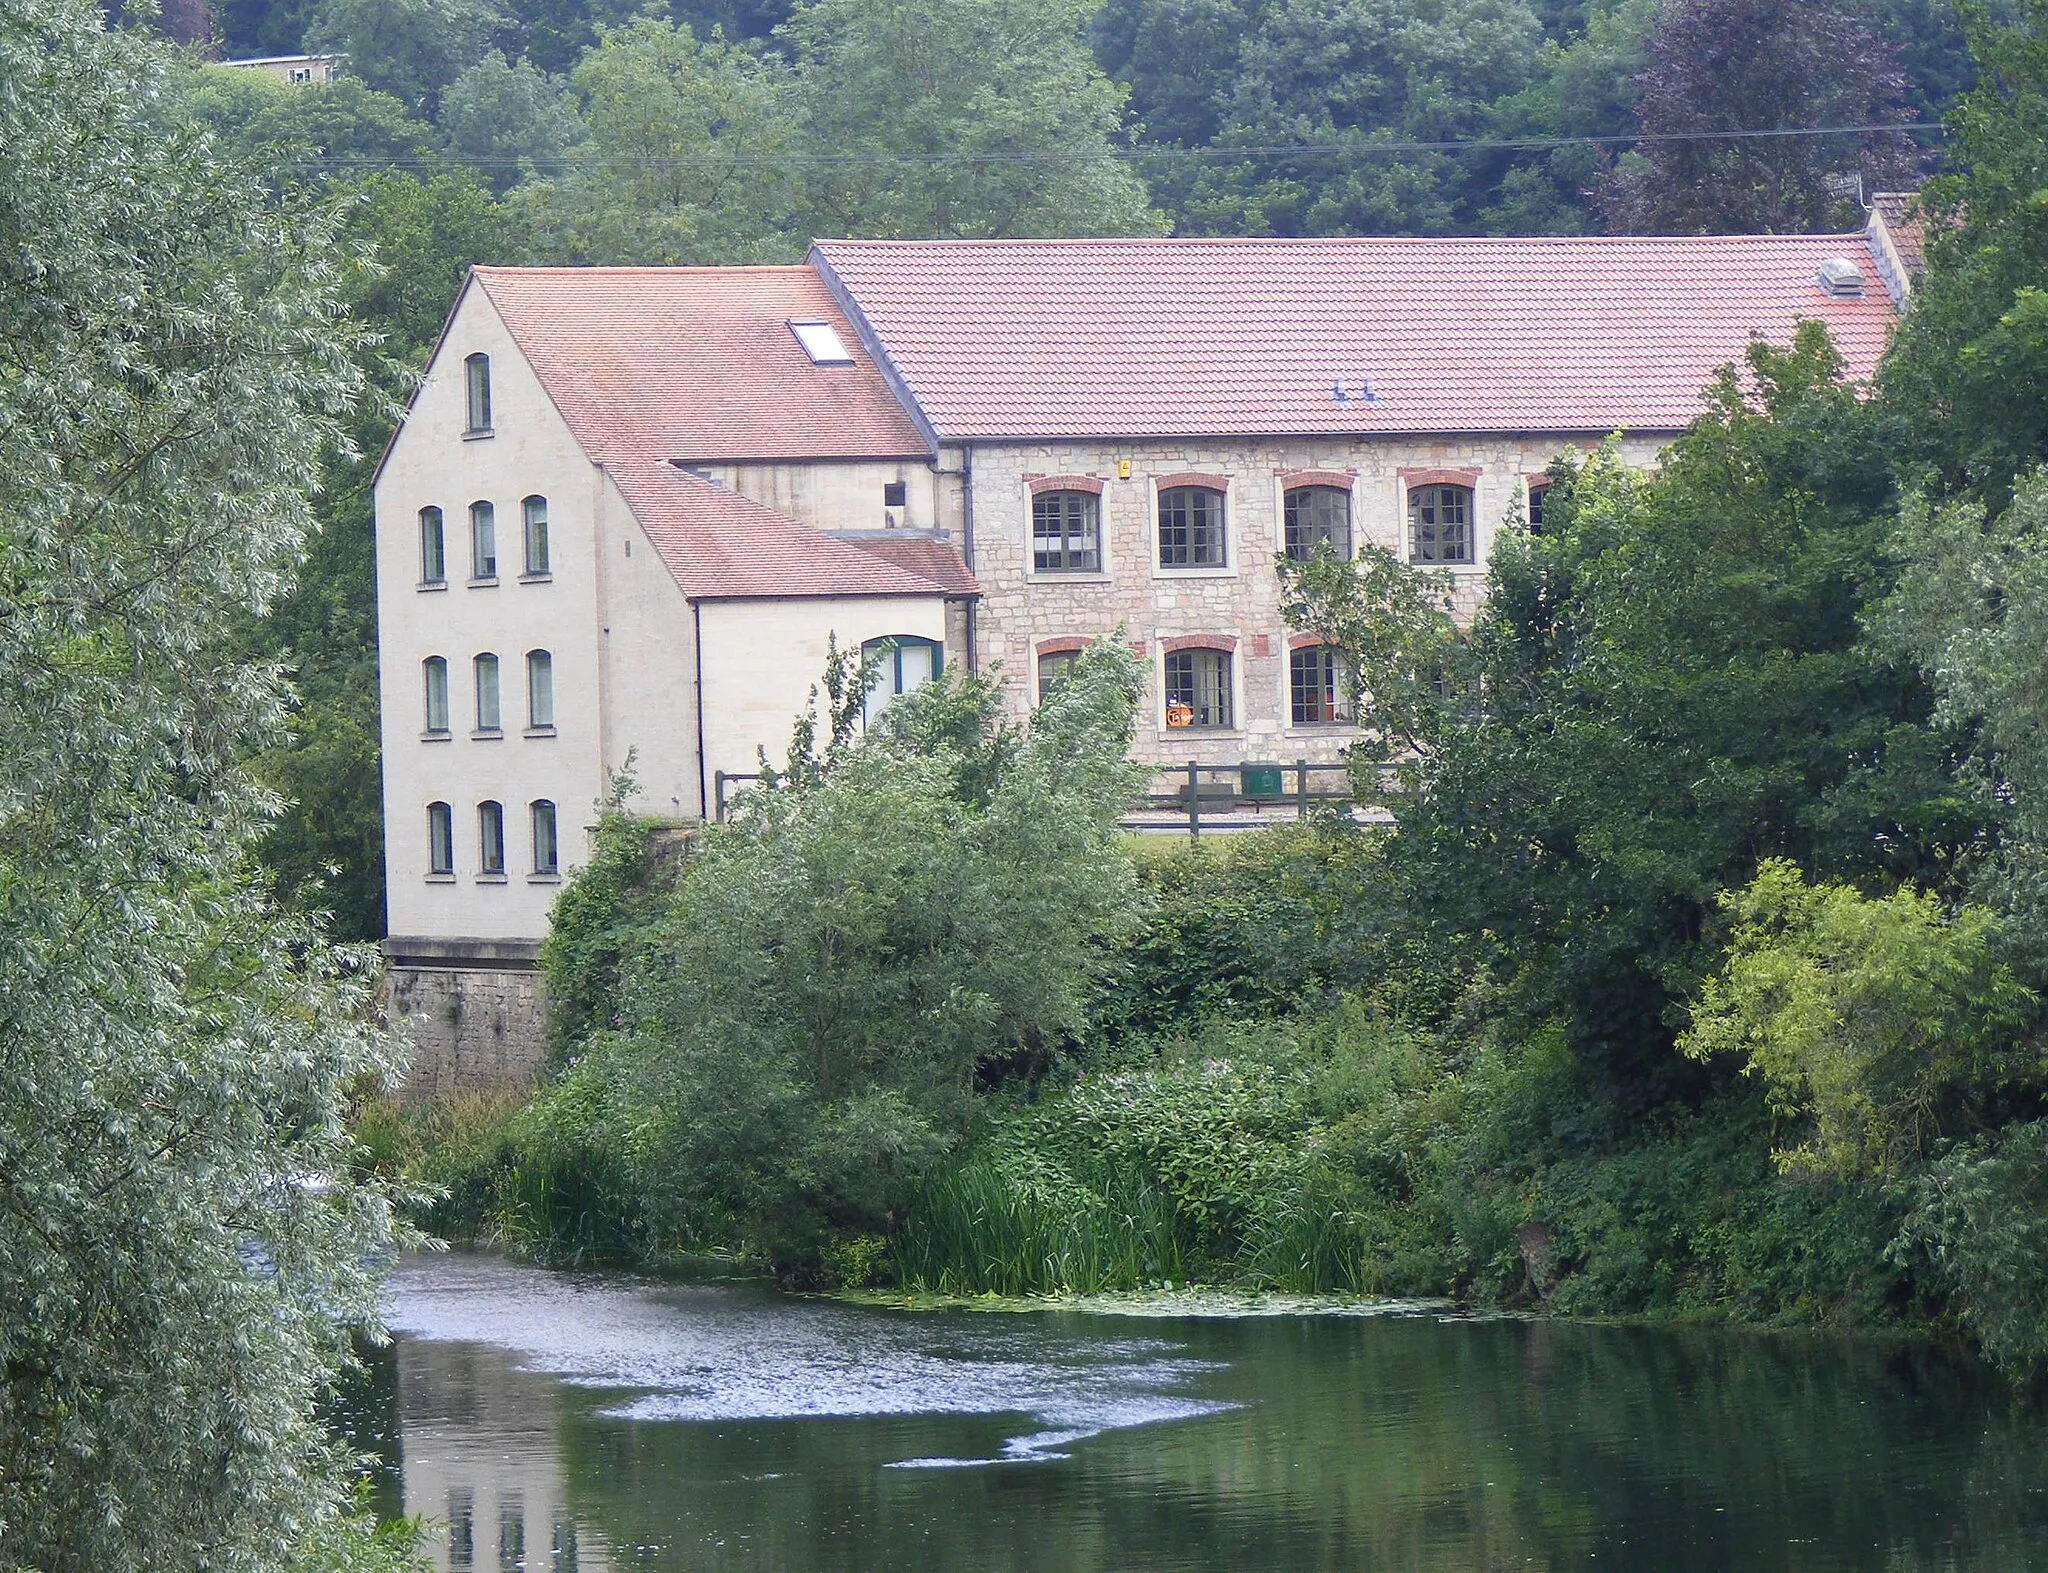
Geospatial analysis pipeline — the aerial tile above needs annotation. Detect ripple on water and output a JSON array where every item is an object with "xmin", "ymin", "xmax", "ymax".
[{"xmin": 383, "ymin": 1252, "xmax": 1235, "ymax": 1467}]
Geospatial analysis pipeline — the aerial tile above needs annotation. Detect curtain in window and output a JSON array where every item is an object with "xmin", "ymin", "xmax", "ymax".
[{"xmin": 471, "ymin": 501, "xmax": 496, "ymax": 578}]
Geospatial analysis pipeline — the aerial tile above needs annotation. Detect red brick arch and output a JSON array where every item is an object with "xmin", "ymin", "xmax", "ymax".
[
  {"xmin": 1025, "ymin": 474, "xmax": 1106, "ymax": 495},
  {"xmin": 1162, "ymin": 633, "xmax": 1238, "ymax": 654}
]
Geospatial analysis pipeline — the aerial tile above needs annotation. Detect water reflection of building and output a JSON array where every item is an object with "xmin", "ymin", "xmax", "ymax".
[{"xmin": 398, "ymin": 1338, "xmax": 609, "ymax": 1572}]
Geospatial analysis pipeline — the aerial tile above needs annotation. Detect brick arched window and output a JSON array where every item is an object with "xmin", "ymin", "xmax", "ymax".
[{"xmin": 1408, "ymin": 484, "xmax": 1474, "ymax": 564}]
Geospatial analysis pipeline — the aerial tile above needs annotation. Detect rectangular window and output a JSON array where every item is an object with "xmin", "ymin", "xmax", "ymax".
[
  {"xmin": 419, "ymin": 507, "xmax": 445, "ymax": 584},
  {"xmin": 526, "ymin": 650, "xmax": 554, "ymax": 729},
  {"xmin": 1290, "ymin": 645, "xmax": 1354, "ymax": 725},
  {"xmin": 1158, "ymin": 486, "xmax": 1226, "ymax": 568},
  {"xmin": 448, "ymin": 1488, "xmax": 474, "ymax": 1568},
  {"xmin": 423, "ymin": 658, "xmax": 449, "ymax": 734},
  {"xmin": 464, "ymin": 353, "xmax": 491, "ymax": 433},
  {"xmin": 471, "ymin": 502, "xmax": 497, "ymax": 579},
  {"xmin": 531, "ymin": 800, "xmax": 559, "ymax": 875},
  {"xmin": 1032, "ymin": 491, "xmax": 1101, "ymax": 572},
  {"xmin": 428, "ymin": 802, "xmax": 454, "ymax": 875},
  {"xmin": 522, "ymin": 495, "xmax": 549, "ymax": 576},
  {"xmin": 475, "ymin": 654, "xmax": 500, "ymax": 732},
  {"xmin": 883, "ymin": 480, "xmax": 908, "ymax": 508},
  {"xmin": 1284, "ymin": 486, "xmax": 1353, "ymax": 560},
  {"xmin": 1408, "ymin": 484, "xmax": 1474, "ymax": 564},
  {"xmin": 478, "ymin": 801, "xmax": 505, "ymax": 876},
  {"xmin": 1164, "ymin": 648, "xmax": 1232, "ymax": 729},
  {"xmin": 1527, "ymin": 484, "xmax": 1548, "ymax": 535}
]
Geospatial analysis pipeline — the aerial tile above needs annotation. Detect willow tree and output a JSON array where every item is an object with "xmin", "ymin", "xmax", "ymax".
[{"xmin": 0, "ymin": 4, "xmax": 405, "ymax": 1567}]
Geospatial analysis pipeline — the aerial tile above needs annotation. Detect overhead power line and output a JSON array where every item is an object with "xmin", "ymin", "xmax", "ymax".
[{"xmin": 283, "ymin": 120, "xmax": 1944, "ymax": 173}]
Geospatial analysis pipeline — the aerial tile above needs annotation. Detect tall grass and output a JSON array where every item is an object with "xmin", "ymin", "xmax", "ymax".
[
  {"xmin": 351, "ymin": 1085, "xmax": 643, "ymax": 1263},
  {"xmin": 894, "ymin": 1159, "xmax": 1191, "ymax": 1295}
]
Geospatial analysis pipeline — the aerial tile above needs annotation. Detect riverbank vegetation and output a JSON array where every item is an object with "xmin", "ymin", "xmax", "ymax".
[
  {"xmin": 0, "ymin": 3, "xmax": 413, "ymax": 1566},
  {"xmin": 392, "ymin": 0, "xmax": 2048, "ymax": 1380}
]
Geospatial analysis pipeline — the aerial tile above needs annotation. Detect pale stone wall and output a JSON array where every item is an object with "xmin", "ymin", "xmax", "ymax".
[
  {"xmin": 376, "ymin": 281, "xmax": 610, "ymax": 946},
  {"xmin": 699, "ymin": 458, "xmax": 941, "ymax": 533},
  {"xmin": 696, "ymin": 595, "xmax": 950, "ymax": 793},
  {"xmin": 963, "ymin": 432, "xmax": 1669, "ymax": 764},
  {"xmin": 591, "ymin": 467, "xmax": 705, "ymax": 821}
]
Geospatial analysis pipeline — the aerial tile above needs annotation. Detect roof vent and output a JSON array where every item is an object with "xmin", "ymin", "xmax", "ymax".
[
  {"xmin": 1816, "ymin": 257, "xmax": 1865, "ymax": 299},
  {"xmin": 788, "ymin": 319, "xmax": 855, "ymax": 365}
]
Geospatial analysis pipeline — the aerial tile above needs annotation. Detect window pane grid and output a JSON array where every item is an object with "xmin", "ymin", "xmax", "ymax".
[
  {"xmin": 1158, "ymin": 487, "xmax": 1226, "ymax": 568},
  {"xmin": 1290, "ymin": 645, "xmax": 1353, "ymax": 725},
  {"xmin": 1164, "ymin": 648, "xmax": 1232, "ymax": 729},
  {"xmin": 1408, "ymin": 485, "xmax": 1473, "ymax": 564},
  {"xmin": 1284, "ymin": 486, "xmax": 1352, "ymax": 560},
  {"xmin": 1031, "ymin": 491, "xmax": 1100, "ymax": 572},
  {"xmin": 1037, "ymin": 650, "xmax": 1079, "ymax": 697}
]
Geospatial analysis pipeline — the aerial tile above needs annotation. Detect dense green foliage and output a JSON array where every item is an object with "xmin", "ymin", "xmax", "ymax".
[{"xmin": 0, "ymin": 2, "xmax": 407, "ymax": 1564}]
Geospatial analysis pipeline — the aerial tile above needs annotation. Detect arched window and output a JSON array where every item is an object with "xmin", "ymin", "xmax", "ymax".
[
  {"xmin": 422, "ymin": 657, "xmax": 449, "ymax": 735},
  {"xmin": 419, "ymin": 506, "xmax": 445, "ymax": 584},
  {"xmin": 531, "ymin": 800, "xmax": 559, "ymax": 876},
  {"xmin": 1408, "ymin": 484, "xmax": 1474, "ymax": 564},
  {"xmin": 470, "ymin": 501, "xmax": 497, "ymax": 580},
  {"xmin": 426, "ymin": 802, "xmax": 454, "ymax": 875},
  {"xmin": 1526, "ymin": 481, "xmax": 1549, "ymax": 536},
  {"xmin": 526, "ymin": 650, "xmax": 554, "ymax": 730},
  {"xmin": 1284, "ymin": 486, "xmax": 1352, "ymax": 561},
  {"xmin": 477, "ymin": 801, "xmax": 505, "ymax": 875},
  {"xmin": 861, "ymin": 635, "xmax": 941, "ymax": 724},
  {"xmin": 1289, "ymin": 645, "xmax": 1354, "ymax": 726},
  {"xmin": 1032, "ymin": 490, "xmax": 1100, "ymax": 572},
  {"xmin": 1038, "ymin": 649, "xmax": 1080, "ymax": 698},
  {"xmin": 1158, "ymin": 486, "xmax": 1227, "ymax": 568},
  {"xmin": 1164, "ymin": 647, "xmax": 1232, "ymax": 729},
  {"xmin": 464, "ymin": 353, "xmax": 491, "ymax": 434},
  {"xmin": 474, "ymin": 653, "xmax": 500, "ymax": 732},
  {"xmin": 522, "ymin": 495, "xmax": 550, "ymax": 576}
]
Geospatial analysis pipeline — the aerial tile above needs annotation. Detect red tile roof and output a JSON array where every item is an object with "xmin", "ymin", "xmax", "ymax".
[
  {"xmin": 474, "ymin": 266, "xmax": 930, "ymax": 462},
  {"xmin": 1869, "ymin": 192, "xmax": 1928, "ymax": 277},
  {"xmin": 835, "ymin": 533, "xmax": 982, "ymax": 596},
  {"xmin": 813, "ymin": 235, "xmax": 1898, "ymax": 440},
  {"xmin": 607, "ymin": 463, "xmax": 969, "ymax": 601}
]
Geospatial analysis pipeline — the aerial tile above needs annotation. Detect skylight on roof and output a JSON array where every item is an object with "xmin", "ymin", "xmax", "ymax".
[{"xmin": 788, "ymin": 319, "xmax": 855, "ymax": 365}]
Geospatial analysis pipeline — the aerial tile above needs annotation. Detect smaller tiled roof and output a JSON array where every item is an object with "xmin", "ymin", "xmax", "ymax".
[
  {"xmin": 606, "ymin": 463, "xmax": 965, "ymax": 602},
  {"xmin": 1870, "ymin": 192, "xmax": 1928, "ymax": 277},
  {"xmin": 475, "ymin": 266, "xmax": 930, "ymax": 462},
  {"xmin": 814, "ymin": 235, "xmax": 1899, "ymax": 440},
  {"xmin": 834, "ymin": 533, "xmax": 981, "ymax": 597}
]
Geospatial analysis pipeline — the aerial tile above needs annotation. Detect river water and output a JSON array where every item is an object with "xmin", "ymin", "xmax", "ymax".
[{"xmin": 357, "ymin": 1251, "xmax": 2048, "ymax": 1572}]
